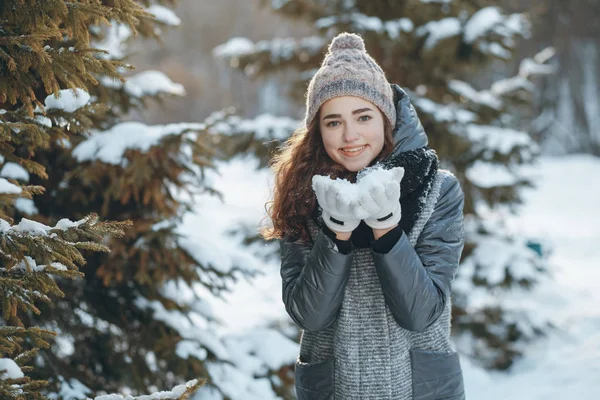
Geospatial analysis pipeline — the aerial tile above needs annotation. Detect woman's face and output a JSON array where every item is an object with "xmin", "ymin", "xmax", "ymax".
[{"xmin": 319, "ymin": 96, "xmax": 385, "ymax": 172}]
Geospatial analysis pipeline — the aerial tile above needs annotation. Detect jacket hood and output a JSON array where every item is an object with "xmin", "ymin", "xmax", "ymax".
[{"xmin": 389, "ymin": 84, "xmax": 428, "ymax": 156}]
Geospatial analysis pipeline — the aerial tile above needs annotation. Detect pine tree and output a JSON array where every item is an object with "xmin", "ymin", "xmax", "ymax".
[
  {"xmin": 0, "ymin": 0, "xmax": 246, "ymax": 399},
  {"xmin": 0, "ymin": 212, "xmax": 131, "ymax": 399},
  {"xmin": 215, "ymin": 0, "xmax": 555, "ymax": 371}
]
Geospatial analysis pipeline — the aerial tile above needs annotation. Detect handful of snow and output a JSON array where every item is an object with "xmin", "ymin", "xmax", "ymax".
[
  {"xmin": 311, "ymin": 166, "xmax": 405, "ymax": 219},
  {"xmin": 311, "ymin": 175, "xmax": 362, "ymax": 202},
  {"xmin": 357, "ymin": 165, "xmax": 405, "ymax": 188}
]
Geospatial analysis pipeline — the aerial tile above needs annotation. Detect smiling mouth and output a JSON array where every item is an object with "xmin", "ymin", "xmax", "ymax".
[{"xmin": 340, "ymin": 145, "xmax": 367, "ymax": 156}]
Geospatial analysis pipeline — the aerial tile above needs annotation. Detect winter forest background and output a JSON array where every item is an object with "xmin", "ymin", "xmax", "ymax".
[{"xmin": 1, "ymin": 1, "xmax": 599, "ymax": 399}]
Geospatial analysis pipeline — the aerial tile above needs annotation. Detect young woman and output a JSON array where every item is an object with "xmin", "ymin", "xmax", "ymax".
[{"xmin": 262, "ymin": 32, "xmax": 466, "ymax": 400}]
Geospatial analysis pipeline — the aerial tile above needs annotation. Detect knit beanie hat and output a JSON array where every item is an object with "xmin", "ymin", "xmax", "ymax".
[{"xmin": 304, "ymin": 32, "xmax": 396, "ymax": 129}]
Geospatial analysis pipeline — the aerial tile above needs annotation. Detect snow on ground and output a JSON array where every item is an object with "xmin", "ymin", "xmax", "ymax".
[
  {"xmin": 206, "ymin": 154, "xmax": 600, "ymax": 398},
  {"xmin": 465, "ymin": 154, "xmax": 600, "ymax": 399}
]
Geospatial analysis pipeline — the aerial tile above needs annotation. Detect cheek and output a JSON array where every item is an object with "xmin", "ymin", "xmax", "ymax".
[
  {"xmin": 367, "ymin": 127, "xmax": 385, "ymax": 151},
  {"xmin": 321, "ymin": 133, "xmax": 338, "ymax": 154}
]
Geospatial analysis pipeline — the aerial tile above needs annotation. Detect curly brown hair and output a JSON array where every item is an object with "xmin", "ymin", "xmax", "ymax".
[{"xmin": 261, "ymin": 110, "xmax": 395, "ymax": 243}]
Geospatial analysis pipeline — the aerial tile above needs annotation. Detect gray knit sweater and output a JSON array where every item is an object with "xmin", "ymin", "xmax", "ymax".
[{"xmin": 298, "ymin": 170, "xmax": 457, "ymax": 399}]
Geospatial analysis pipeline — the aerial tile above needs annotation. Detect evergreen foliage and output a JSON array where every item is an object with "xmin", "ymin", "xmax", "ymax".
[{"xmin": 0, "ymin": 0, "xmax": 238, "ymax": 398}]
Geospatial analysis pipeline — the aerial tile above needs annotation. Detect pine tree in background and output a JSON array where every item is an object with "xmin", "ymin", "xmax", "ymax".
[
  {"xmin": 215, "ymin": 0, "xmax": 556, "ymax": 371},
  {"xmin": 0, "ymin": 1, "xmax": 204, "ymax": 398},
  {"xmin": 0, "ymin": 1, "xmax": 283, "ymax": 399},
  {"xmin": 0, "ymin": 212, "xmax": 131, "ymax": 399}
]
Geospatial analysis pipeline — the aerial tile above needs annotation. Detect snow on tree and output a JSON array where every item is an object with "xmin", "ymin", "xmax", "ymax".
[
  {"xmin": 215, "ymin": 0, "xmax": 556, "ymax": 371},
  {"xmin": 1, "ymin": 1, "xmax": 298, "ymax": 400}
]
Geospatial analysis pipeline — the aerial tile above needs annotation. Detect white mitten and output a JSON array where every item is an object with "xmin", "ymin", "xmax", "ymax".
[
  {"xmin": 357, "ymin": 166, "xmax": 405, "ymax": 230},
  {"xmin": 312, "ymin": 175, "xmax": 365, "ymax": 233}
]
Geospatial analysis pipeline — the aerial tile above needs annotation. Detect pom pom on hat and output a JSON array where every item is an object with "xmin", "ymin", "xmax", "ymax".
[{"xmin": 329, "ymin": 32, "xmax": 366, "ymax": 52}]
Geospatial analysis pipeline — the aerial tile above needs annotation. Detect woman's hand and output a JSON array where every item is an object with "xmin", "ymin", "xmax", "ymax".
[
  {"xmin": 312, "ymin": 166, "xmax": 404, "ymax": 237},
  {"xmin": 373, "ymin": 226, "xmax": 397, "ymax": 240},
  {"xmin": 312, "ymin": 175, "xmax": 364, "ymax": 234},
  {"xmin": 334, "ymin": 231, "xmax": 352, "ymax": 241},
  {"xmin": 357, "ymin": 166, "xmax": 405, "ymax": 230}
]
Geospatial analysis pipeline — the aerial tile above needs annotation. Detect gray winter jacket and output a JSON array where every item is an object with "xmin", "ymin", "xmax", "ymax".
[{"xmin": 280, "ymin": 85, "xmax": 466, "ymax": 399}]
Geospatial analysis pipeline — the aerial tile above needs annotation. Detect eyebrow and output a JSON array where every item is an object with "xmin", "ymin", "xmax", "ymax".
[{"xmin": 322, "ymin": 107, "xmax": 374, "ymax": 120}]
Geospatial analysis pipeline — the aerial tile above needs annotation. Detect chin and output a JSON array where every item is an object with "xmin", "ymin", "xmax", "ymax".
[
  {"xmin": 342, "ymin": 160, "xmax": 370, "ymax": 172},
  {"xmin": 344, "ymin": 164, "xmax": 364, "ymax": 172}
]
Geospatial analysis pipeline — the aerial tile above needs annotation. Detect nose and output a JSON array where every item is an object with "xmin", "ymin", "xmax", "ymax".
[{"xmin": 343, "ymin": 122, "xmax": 360, "ymax": 142}]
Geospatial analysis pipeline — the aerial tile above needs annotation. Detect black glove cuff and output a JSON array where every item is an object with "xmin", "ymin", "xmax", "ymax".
[
  {"xmin": 322, "ymin": 225, "xmax": 353, "ymax": 255},
  {"xmin": 372, "ymin": 225, "xmax": 403, "ymax": 254}
]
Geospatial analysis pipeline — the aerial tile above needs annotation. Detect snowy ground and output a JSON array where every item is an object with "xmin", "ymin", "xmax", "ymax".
[
  {"xmin": 207, "ymin": 154, "xmax": 600, "ymax": 399},
  {"xmin": 464, "ymin": 154, "xmax": 600, "ymax": 399}
]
